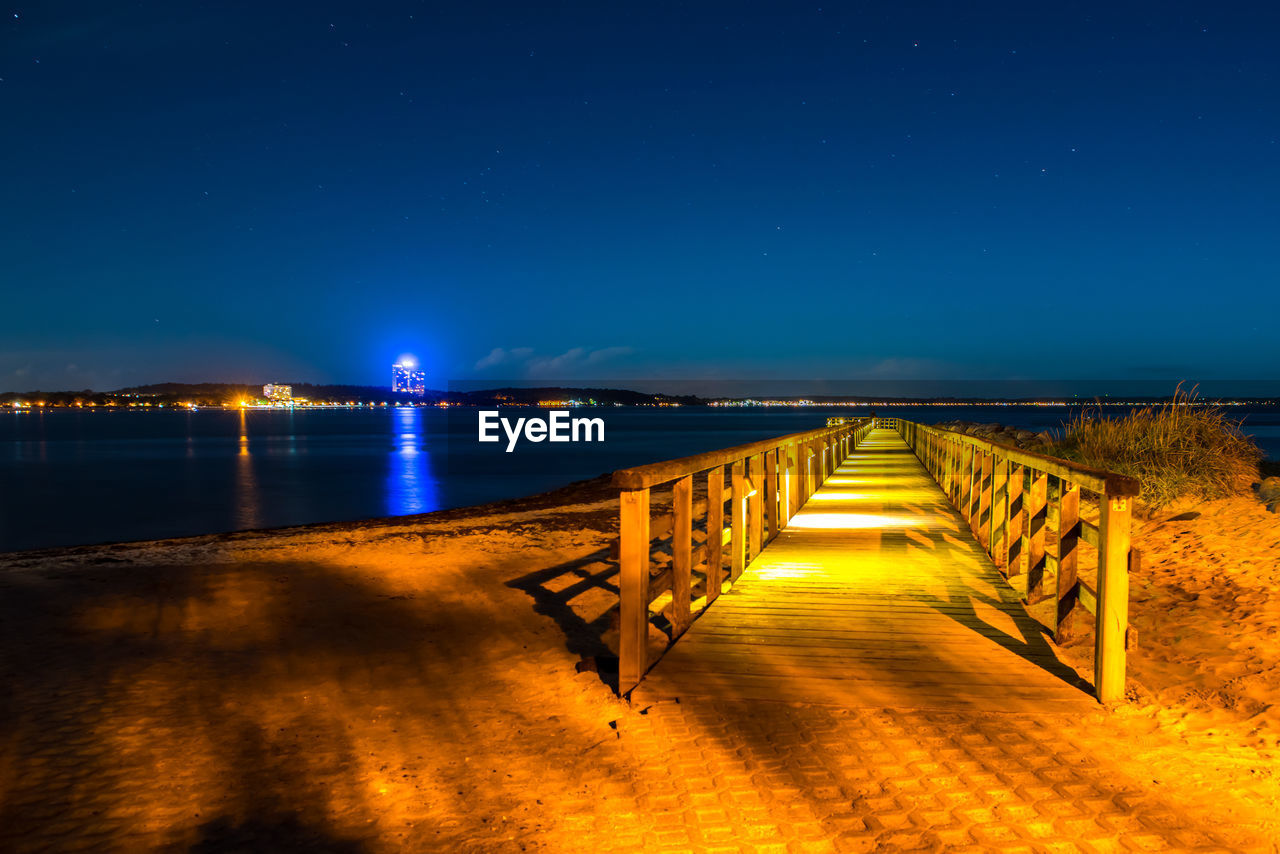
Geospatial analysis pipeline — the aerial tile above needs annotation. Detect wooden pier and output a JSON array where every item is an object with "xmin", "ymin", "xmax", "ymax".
[{"xmin": 613, "ymin": 420, "xmax": 1139, "ymax": 708}]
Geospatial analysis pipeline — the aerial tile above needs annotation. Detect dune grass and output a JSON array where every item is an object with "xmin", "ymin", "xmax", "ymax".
[{"xmin": 1052, "ymin": 386, "xmax": 1262, "ymax": 511}]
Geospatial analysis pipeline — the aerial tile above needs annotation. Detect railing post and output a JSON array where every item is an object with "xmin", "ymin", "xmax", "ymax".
[
  {"xmin": 671, "ymin": 475, "xmax": 693, "ymax": 638},
  {"xmin": 705, "ymin": 466, "xmax": 724, "ymax": 603},
  {"xmin": 730, "ymin": 459, "xmax": 746, "ymax": 582},
  {"xmin": 619, "ymin": 487, "xmax": 651, "ymax": 694},
  {"xmin": 1096, "ymin": 493, "xmax": 1131, "ymax": 704}
]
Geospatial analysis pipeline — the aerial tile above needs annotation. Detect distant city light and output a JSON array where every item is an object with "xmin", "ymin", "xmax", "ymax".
[{"xmin": 263, "ymin": 383, "xmax": 293, "ymax": 402}]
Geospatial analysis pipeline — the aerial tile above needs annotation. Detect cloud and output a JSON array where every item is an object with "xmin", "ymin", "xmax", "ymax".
[
  {"xmin": 585, "ymin": 346, "xmax": 634, "ymax": 364},
  {"xmin": 473, "ymin": 346, "xmax": 534, "ymax": 371},
  {"xmin": 473, "ymin": 346, "xmax": 634, "ymax": 378},
  {"xmin": 859, "ymin": 358, "xmax": 955, "ymax": 379}
]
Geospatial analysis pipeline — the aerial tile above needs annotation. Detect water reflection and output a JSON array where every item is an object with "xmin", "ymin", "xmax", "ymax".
[
  {"xmin": 236, "ymin": 409, "xmax": 261, "ymax": 529},
  {"xmin": 387, "ymin": 407, "xmax": 436, "ymax": 515},
  {"xmin": 286, "ymin": 409, "xmax": 298, "ymax": 455}
]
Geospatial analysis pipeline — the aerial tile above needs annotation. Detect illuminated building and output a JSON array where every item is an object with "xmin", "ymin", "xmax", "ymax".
[
  {"xmin": 263, "ymin": 384, "xmax": 293, "ymax": 401},
  {"xmin": 392, "ymin": 361, "xmax": 426, "ymax": 396}
]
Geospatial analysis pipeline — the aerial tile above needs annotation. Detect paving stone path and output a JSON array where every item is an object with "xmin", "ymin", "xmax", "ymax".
[{"xmin": 0, "ymin": 503, "xmax": 1272, "ymax": 852}]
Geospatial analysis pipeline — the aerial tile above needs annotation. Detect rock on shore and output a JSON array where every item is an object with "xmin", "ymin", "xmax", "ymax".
[{"xmin": 929, "ymin": 419, "xmax": 1056, "ymax": 453}]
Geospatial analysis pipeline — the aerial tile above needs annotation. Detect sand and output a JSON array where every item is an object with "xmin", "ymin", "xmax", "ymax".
[
  {"xmin": 1, "ymin": 477, "xmax": 1278, "ymax": 851},
  {"xmin": 1112, "ymin": 496, "xmax": 1280, "ymax": 745}
]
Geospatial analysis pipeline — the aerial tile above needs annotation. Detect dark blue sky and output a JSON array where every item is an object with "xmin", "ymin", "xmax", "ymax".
[{"xmin": 3, "ymin": 2, "xmax": 1277, "ymax": 391}]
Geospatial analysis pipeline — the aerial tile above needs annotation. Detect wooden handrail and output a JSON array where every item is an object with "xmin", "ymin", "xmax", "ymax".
[
  {"xmin": 612, "ymin": 423, "xmax": 860, "ymax": 490},
  {"xmin": 613, "ymin": 418, "xmax": 874, "ymax": 694},
  {"xmin": 886, "ymin": 418, "xmax": 1136, "ymax": 705}
]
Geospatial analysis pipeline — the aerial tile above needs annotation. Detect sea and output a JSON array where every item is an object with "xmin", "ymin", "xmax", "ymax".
[{"xmin": 4, "ymin": 405, "xmax": 1279, "ymax": 553}]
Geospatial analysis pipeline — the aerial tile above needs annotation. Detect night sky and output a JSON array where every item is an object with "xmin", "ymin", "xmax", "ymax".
[{"xmin": 3, "ymin": 2, "xmax": 1278, "ymax": 391}]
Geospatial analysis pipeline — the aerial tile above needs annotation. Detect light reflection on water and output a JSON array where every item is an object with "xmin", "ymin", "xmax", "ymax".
[
  {"xmin": 236, "ymin": 409, "xmax": 261, "ymax": 529},
  {"xmin": 387, "ymin": 407, "xmax": 437, "ymax": 516}
]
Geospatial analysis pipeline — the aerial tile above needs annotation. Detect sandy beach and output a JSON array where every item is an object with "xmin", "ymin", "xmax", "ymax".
[{"xmin": 2, "ymin": 477, "xmax": 1279, "ymax": 852}]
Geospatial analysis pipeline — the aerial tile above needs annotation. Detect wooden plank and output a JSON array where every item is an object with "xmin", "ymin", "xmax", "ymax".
[
  {"xmin": 679, "ymin": 627, "xmax": 1066, "ymax": 651},
  {"xmin": 678, "ymin": 629, "xmax": 1061, "ymax": 651},
  {"xmin": 941, "ymin": 436, "xmax": 953, "ymax": 499},
  {"xmin": 1055, "ymin": 481, "xmax": 1082, "ymax": 640},
  {"xmin": 619, "ymin": 487, "xmax": 651, "ymax": 694},
  {"xmin": 974, "ymin": 451, "xmax": 992, "ymax": 543},
  {"xmin": 644, "ymin": 660, "xmax": 1085, "ymax": 693},
  {"xmin": 660, "ymin": 656, "xmax": 1084, "ymax": 691},
  {"xmin": 677, "ymin": 638, "xmax": 1071, "ymax": 664},
  {"xmin": 748, "ymin": 454, "xmax": 764, "ymax": 561},
  {"xmin": 670, "ymin": 474, "xmax": 693, "ymax": 637},
  {"xmin": 766, "ymin": 449, "xmax": 779, "ymax": 542},
  {"xmin": 695, "ymin": 593, "xmax": 1036, "ymax": 610},
  {"xmin": 951, "ymin": 438, "xmax": 963, "ymax": 505},
  {"xmin": 1005, "ymin": 464, "xmax": 1025, "ymax": 581},
  {"xmin": 785, "ymin": 444, "xmax": 799, "ymax": 522},
  {"xmin": 700, "ymin": 598, "xmax": 1038, "ymax": 615},
  {"xmin": 1079, "ymin": 578, "xmax": 1097, "ymax": 615},
  {"xmin": 806, "ymin": 441, "xmax": 817, "ymax": 489},
  {"xmin": 705, "ymin": 466, "xmax": 724, "ymax": 604},
  {"xmin": 989, "ymin": 455, "xmax": 1005, "ymax": 561},
  {"xmin": 669, "ymin": 635, "xmax": 1052, "ymax": 660},
  {"xmin": 730, "ymin": 459, "xmax": 746, "ymax": 582},
  {"xmin": 724, "ymin": 587, "xmax": 1025, "ymax": 601},
  {"xmin": 637, "ymin": 672, "xmax": 1093, "ymax": 711},
  {"xmin": 725, "ymin": 588, "xmax": 1022, "ymax": 601},
  {"xmin": 1080, "ymin": 518, "xmax": 1099, "ymax": 548},
  {"xmin": 798, "ymin": 444, "xmax": 809, "ymax": 505},
  {"xmin": 961, "ymin": 444, "xmax": 975, "ymax": 523},
  {"xmin": 696, "ymin": 607, "xmax": 1043, "ymax": 625},
  {"xmin": 692, "ymin": 616, "xmax": 1044, "ymax": 640},
  {"xmin": 727, "ymin": 592, "xmax": 1028, "ymax": 606},
  {"xmin": 1024, "ymin": 472, "xmax": 1048, "ymax": 602}
]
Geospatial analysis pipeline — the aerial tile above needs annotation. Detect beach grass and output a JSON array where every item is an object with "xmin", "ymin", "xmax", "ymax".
[{"xmin": 1052, "ymin": 385, "xmax": 1262, "ymax": 511}]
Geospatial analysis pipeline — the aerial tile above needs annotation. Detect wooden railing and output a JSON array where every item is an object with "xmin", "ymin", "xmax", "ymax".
[
  {"xmin": 611, "ymin": 419, "xmax": 875, "ymax": 694},
  {"xmin": 885, "ymin": 418, "xmax": 1140, "ymax": 704}
]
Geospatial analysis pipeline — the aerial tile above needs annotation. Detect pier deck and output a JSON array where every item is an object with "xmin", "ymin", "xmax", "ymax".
[{"xmin": 634, "ymin": 429, "xmax": 1095, "ymax": 711}]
